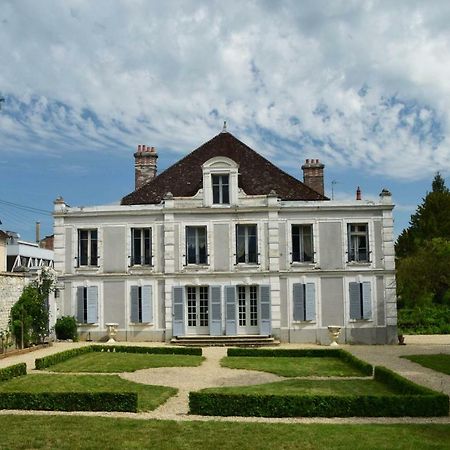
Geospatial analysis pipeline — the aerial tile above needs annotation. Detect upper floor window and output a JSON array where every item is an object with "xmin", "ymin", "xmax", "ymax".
[
  {"xmin": 236, "ymin": 224, "xmax": 258, "ymax": 264},
  {"xmin": 186, "ymin": 226, "xmax": 207, "ymax": 265},
  {"xmin": 292, "ymin": 224, "xmax": 314, "ymax": 263},
  {"xmin": 78, "ymin": 229, "xmax": 98, "ymax": 267},
  {"xmin": 348, "ymin": 224, "xmax": 369, "ymax": 262},
  {"xmin": 212, "ymin": 174, "xmax": 230, "ymax": 204},
  {"xmin": 131, "ymin": 228, "xmax": 152, "ymax": 266}
]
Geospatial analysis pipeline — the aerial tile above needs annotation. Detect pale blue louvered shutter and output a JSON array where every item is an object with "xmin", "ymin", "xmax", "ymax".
[
  {"xmin": 76, "ymin": 287, "xmax": 85, "ymax": 323},
  {"xmin": 259, "ymin": 285, "xmax": 271, "ymax": 335},
  {"xmin": 349, "ymin": 282, "xmax": 362, "ymax": 320},
  {"xmin": 142, "ymin": 285, "xmax": 153, "ymax": 323},
  {"xmin": 172, "ymin": 286, "xmax": 185, "ymax": 337},
  {"xmin": 209, "ymin": 286, "xmax": 222, "ymax": 336},
  {"xmin": 292, "ymin": 283, "xmax": 305, "ymax": 321},
  {"xmin": 362, "ymin": 282, "xmax": 372, "ymax": 320},
  {"xmin": 225, "ymin": 286, "xmax": 237, "ymax": 335},
  {"xmin": 305, "ymin": 283, "xmax": 316, "ymax": 321},
  {"xmin": 130, "ymin": 286, "xmax": 139, "ymax": 323},
  {"xmin": 87, "ymin": 286, "xmax": 98, "ymax": 324}
]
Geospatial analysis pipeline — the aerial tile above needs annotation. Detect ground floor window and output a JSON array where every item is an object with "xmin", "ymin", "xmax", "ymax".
[
  {"xmin": 187, "ymin": 286, "xmax": 208, "ymax": 327},
  {"xmin": 237, "ymin": 285, "xmax": 258, "ymax": 327}
]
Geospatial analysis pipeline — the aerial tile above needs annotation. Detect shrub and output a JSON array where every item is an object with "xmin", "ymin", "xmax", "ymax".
[
  {"xmin": 0, "ymin": 392, "xmax": 137, "ymax": 412},
  {"xmin": 35, "ymin": 346, "xmax": 94, "ymax": 369},
  {"xmin": 54, "ymin": 316, "xmax": 78, "ymax": 341},
  {"xmin": 397, "ymin": 305, "xmax": 450, "ymax": 334},
  {"xmin": 227, "ymin": 348, "xmax": 372, "ymax": 375},
  {"xmin": 0, "ymin": 363, "xmax": 27, "ymax": 382}
]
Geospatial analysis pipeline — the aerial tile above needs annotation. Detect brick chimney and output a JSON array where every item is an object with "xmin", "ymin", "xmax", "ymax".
[
  {"xmin": 134, "ymin": 145, "xmax": 158, "ymax": 190},
  {"xmin": 301, "ymin": 159, "xmax": 325, "ymax": 196}
]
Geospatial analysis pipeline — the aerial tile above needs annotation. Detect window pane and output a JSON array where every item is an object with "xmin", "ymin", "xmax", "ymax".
[
  {"xmin": 198, "ymin": 227, "xmax": 207, "ymax": 264},
  {"xmin": 212, "ymin": 185, "xmax": 220, "ymax": 204},
  {"xmin": 236, "ymin": 226, "xmax": 246, "ymax": 263},
  {"xmin": 292, "ymin": 226, "xmax": 300, "ymax": 262},
  {"xmin": 221, "ymin": 175, "xmax": 230, "ymax": 204},
  {"xmin": 302, "ymin": 225, "xmax": 313, "ymax": 262},
  {"xmin": 186, "ymin": 228, "xmax": 196, "ymax": 264},
  {"xmin": 90, "ymin": 231, "xmax": 98, "ymax": 266},
  {"xmin": 144, "ymin": 229, "xmax": 151, "ymax": 265},
  {"xmin": 133, "ymin": 229, "xmax": 142, "ymax": 265},
  {"xmin": 79, "ymin": 231, "xmax": 88, "ymax": 266}
]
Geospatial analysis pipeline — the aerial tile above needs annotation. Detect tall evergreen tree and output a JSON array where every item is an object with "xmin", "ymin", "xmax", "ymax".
[{"xmin": 396, "ymin": 173, "xmax": 450, "ymax": 307}]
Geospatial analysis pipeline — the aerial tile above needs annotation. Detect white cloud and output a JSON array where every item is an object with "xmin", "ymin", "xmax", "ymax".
[{"xmin": 1, "ymin": 0, "xmax": 450, "ymax": 179}]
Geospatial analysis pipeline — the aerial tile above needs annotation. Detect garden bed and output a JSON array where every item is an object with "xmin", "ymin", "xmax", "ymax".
[
  {"xmin": 401, "ymin": 354, "xmax": 450, "ymax": 376},
  {"xmin": 0, "ymin": 372, "xmax": 176, "ymax": 412},
  {"xmin": 189, "ymin": 366, "xmax": 449, "ymax": 417},
  {"xmin": 35, "ymin": 344, "xmax": 203, "ymax": 370}
]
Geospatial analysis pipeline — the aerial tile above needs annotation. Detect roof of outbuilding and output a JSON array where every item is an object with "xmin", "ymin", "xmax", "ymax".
[{"xmin": 121, "ymin": 131, "xmax": 328, "ymax": 205}]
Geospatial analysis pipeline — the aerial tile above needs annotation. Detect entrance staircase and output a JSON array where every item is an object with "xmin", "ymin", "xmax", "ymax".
[{"xmin": 170, "ymin": 335, "xmax": 280, "ymax": 347}]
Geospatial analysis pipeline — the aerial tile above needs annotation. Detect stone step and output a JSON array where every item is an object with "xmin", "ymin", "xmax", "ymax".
[{"xmin": 170, "ymin": 335, "xmax": 280, "ymax": 347}]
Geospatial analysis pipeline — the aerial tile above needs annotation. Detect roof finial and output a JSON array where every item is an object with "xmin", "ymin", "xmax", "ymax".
[{"xmin": 221, "ymin": 120, "xmax": 227, "ymax": 133}]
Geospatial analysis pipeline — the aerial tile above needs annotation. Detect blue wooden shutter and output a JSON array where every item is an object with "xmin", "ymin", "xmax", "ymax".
[
  {"xmin": 87, "ymin": 286, "xmax": 98, "ymax": 324},
  {"xmin": 362, "ymin": 282, "xmax": 372, "ymax": 320},
  {"xmin": 305, "ymin": 283, "xmax": 316, "ymax": 321},
  {"xmin": 76, "ymin": 287, "xmax": 85, "ymax": 323},
  {"xmin": 172, "ymin": 286, "xmax": 185, "ymax": 337},
  {"xmin": 292, "ymin": 283, "xmax": 305, "ymax": 321},
  {"xmin": 142, "ymin": 285, "xmax": 153, "ymax": 323},
  {"xmin": 259, "ymin": 285, "xmax": 271, "ymax": 335},
  {"xmin": 225, "ymin": 286, "xmax": 237, "ymax": 335},
  {"xmin": 349, "ymin": 282, "xmax": 362, "ymax": 320},
  {"xmin": 130, "ymin": 286, "xmax": 139, "ymax": 323},
  {"xmin": 209, "ymin": 286, "xmax": 222, "ymax": 336}
]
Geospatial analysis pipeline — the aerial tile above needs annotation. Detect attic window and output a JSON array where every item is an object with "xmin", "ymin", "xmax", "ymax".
[{"xmin": 212, "ymin": 174, "xmax": 230, "ymax": 204}]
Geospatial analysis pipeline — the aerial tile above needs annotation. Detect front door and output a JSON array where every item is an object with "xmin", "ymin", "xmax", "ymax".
[
  {"xmin": 237, "ymin": 285, "xmax": 259, "ymax": 334},
  {"xmin": 186, "ymin": 286, "xmax": 209, "ymax": 335}
]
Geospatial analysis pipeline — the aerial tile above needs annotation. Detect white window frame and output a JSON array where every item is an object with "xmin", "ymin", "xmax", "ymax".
[
  {"xmin": 77, "ymin": 229, "xmax": 98, "ymax": 267},
  {"xmin": 130, "ymin": 227, "xmax": 152, "ymax": 266},
  {"xmin": 291, "ymin": 223, "xmax": 314, "ymax": 263},
  {"xmin": 185, "ymin": 226, "xmax": 208, "ymax": 265},
  {"xmin": 347, "ymin": 223, "xmax": 370, "ymax": 263},
  {"xmin": 236, "ymin": 224, "xmax": 258, "ymax": 265}
]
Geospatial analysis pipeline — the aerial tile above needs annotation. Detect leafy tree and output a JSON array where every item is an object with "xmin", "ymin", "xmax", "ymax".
[
  {"xmin": 10, "ymin": 268, "xmax": 56, "ymax": 348},
  {"xmin": 396, "ymin": 173, "xmax": 450, "ymax": 310}
]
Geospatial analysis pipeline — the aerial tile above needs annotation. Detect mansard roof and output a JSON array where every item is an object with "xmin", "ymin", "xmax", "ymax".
[{"xmin": 121, "ymin": 131, "xmax": 328, "ymax": 205}]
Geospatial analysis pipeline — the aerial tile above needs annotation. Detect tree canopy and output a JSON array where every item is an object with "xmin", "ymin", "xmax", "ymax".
[{"xmin": 396, "ymin": 173, "xmax": 450, "ymax": 308}]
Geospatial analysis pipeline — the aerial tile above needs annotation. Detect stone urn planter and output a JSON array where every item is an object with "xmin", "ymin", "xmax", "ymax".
[
  {"xmin": 327, "ymin": 325, "xmax": 342, "ymax": 346},
  {"xmin": 105, "ymin": 323, "xmax": 119, "ymax": 343}
]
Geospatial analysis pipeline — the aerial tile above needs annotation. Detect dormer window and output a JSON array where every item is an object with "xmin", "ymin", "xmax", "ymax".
[
  {"xmin": 212, "ymin": 174, "xmax": 230, "ymax": 204},
  {"xmin": 202, "ymin": 156, "xmax": 239, "ymax": 207}
]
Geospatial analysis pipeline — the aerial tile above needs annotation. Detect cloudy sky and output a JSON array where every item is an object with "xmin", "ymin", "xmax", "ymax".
[{"xmin": 1, "ymin": 0, "xmax": 449, "ymax": 240}]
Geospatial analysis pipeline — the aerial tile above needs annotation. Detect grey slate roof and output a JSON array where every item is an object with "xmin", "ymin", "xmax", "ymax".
[{"xmin": 121, "ymin": 131, "xmax": 328, "ymax": 205}]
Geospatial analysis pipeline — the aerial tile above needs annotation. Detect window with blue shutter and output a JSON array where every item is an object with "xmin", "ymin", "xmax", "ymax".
[
  {"xmin": 77, "ymin": 286, "xmax": 98, "ymax": 324},
  {"xmin": 131, "ymin": 286, "xmax": 153, "ymax": 323},
  {"xmin": 349, "ymin": 282, "xmax": 372, "ymax": 320},
  {"xmin": 259, "ymin": 285, "xmax": 271, "ymax": 335},
  {"xmin": 225, "ymin": 286, "xmax": 237, "ymax": 335},
  {"xmin": 172, "ymin": 286, "xmax": 185, "ymax": 337},
  {"xmin": 293, "ymin": 283, "xmax": 316, "ymax": 321}
]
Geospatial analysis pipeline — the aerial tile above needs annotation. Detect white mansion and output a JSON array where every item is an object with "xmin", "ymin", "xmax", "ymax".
[{"xmin": 53, "ymin": 129, "xmax": 397, "ymax": 344}]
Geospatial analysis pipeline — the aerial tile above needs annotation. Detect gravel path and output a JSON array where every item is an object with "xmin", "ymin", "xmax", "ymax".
[{"xmin": 0, "ymin": 337, "xmax": 449, "ymax": 424}]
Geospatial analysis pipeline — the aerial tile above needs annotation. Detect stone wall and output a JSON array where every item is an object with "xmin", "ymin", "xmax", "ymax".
[{"xmin": 0, "ymin": 273, "xmax": 27, "ymax": 331}]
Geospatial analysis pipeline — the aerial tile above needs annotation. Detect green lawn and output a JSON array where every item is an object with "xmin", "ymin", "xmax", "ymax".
[
  {"xmin": 221, "ymin": 356, "xmax": 368, "ymax": 377},
  {"xmin": 401, "ymin": 354, "xmax": 450, "ymax": 376},
  {"xmin": 43, "ymin": 352, "xmax": 204, "ymax": 373},
  {"xmin": 199, "ymin": 378, "xmax": 399, "ymax": 396},
  {"xmin": 0, "ymin": 374, "xmax": 177, "ymax": 411},
  {"xmin": 0, "ymin": 416, "xmax": 449, "ymax": 449}
]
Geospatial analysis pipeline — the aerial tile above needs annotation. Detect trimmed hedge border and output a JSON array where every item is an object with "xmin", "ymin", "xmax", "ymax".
[
  {"xmin": 189, "ymin": 365, "xmax": 449, "ymax": 417},
  {"xmin": 35, "ymin": 345, "xmax": 202, "ymax": 370},
  {"xmin": 226, "ymin": 347, "xmax": 373, "ymax": 376},
  {"xmin": 0, "ymin": 392, "xmax": 138, "ymax": 412},
  {"xmin": 0, "ymin": 363, "xmax": 27, "ymax": 382}
]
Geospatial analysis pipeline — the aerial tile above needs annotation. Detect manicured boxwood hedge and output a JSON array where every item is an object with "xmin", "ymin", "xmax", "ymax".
[
  {"xmin": 227, "ymin": 348, "xmax": 373, "ymax": 376},
  {"xmin": 0, "ymin": 363, "xmax": 27, "ymax": 382},
  {"xmin": 189, "ymin": 365, "xmax": 449, "ymax": 417},
  {"xmin": 35, "ymin": 345, "xmax": 202, "ymax": 369},
  {"xmin": 0, "ymin": 392, "xmax": 137, "ymax": 412}
]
